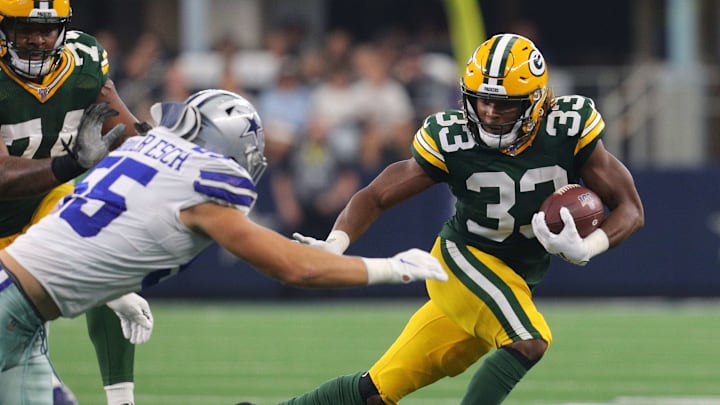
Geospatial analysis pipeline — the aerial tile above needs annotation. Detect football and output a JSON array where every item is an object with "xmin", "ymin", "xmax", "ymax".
[{"xmin": 539, "ymin": 184, "xmax": 604, "ymax": 237}]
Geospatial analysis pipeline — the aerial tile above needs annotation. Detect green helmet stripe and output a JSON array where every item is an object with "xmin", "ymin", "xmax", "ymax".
[{"xmin": 485, "ymin": 35, "xmax": 519, "ymax": 85}]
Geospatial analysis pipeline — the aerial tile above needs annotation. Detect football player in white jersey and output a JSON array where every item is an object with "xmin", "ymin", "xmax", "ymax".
[
  {"xmin": 0, "ymin": 89, "xmax": 448, "ymax": 405},
  {"xmin": 0, "ymin": 1, "xmax": 152, "ymax": 403}
]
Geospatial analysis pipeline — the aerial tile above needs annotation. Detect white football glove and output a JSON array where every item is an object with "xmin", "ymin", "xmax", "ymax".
[
  {"xmin": 74, "ymin": 102, "xmax": 126, "ymax": 168},
  {"xmin": 532, "ymin": 207, "xmax": 609, "ymax": 266},
  {"xmin": 362, "ymin": 248, "xmax": 448, "ymax": 285},
  {"xmin": 106, "ymin": 293, "xmax": 154, "ymax": 344},
  {"xmin": 292, "ymin": 230, "xmax": 349, "ymax": 255}
]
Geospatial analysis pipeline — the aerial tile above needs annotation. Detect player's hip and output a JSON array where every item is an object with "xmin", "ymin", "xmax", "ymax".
[
  {"xmin": 0, "ymin": 183, "xmax": 73, "ymax": 246},
  {"xmin": 426, "ymin": 237, "xmax": 552, "ymax": 345}
]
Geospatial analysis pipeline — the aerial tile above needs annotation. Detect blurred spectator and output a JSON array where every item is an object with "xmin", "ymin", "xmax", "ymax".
[
  {"xmin": 270, "ymin": 118, "xmax": 362, "ymax": 239},
  {"xmin": 298, "ymin": 48, "xmax": 327, "ymax": 88},
  {"xmin": 393, "ymin": 45, "xmax": 456, "ymax": 123},
  {"xmin": 93, "ymin": 29, "xmax": 123, "ymax": 79},
  {"xmin": 161, "ymin": 59, "xmax": 191, "ymax": 104},
  {"xmin": 323, "ymin": 29, "xmax": 353, "ymax": 66},
  {"xmin": 256, "ymin": 58, "xmax": 312, "ymax": 165},
  {"xmin": 308, "ymin": 62, "xmax": 363, "ymax": 161},
  {"xmin": 213, "ymin": 33, "xmax": 247, "ymax": 95},
  {"xmin": 116, "ymin": 31, "xmax": 170, "ymax": 123},
  {"xmin": 351, "ymin": 43, "xmax": 415, "ymax": 171}
]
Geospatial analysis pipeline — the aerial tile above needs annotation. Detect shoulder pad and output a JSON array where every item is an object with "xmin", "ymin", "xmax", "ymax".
[
  {"xmin": 545, "ymin": 95, "xmax": 605, "ymax": 141},
  {"xmin": 65, "ymin": 30, "xmax": 104, "ymax": 49}
]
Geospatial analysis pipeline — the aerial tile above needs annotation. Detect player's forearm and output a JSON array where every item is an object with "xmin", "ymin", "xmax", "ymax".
[
  {"xmin": 0, "ymin": 156, "xmax": 71, "ymax": 199},
  {"xmin": 279, "ymin": 250, "xmax": 369, "ymax": 287},
  {"xmin": 332, "ymin": 189, "xmax": 383, "ymax": 243},
  {"xmin": 242, "ymin": 231, "xmax": 369, "ymax": 287},
  {"xmin": 98, "ymin": 78, "xmax": 140, "ymax": 149},
  {"xmin": 600, "ymin": 203, "xmax": 644, "ymax": 247}
]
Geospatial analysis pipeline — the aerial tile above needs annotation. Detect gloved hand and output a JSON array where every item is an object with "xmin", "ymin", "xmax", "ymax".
[
  {"xmin": 362, "ymin": 248, "xmax": 448, "ymax": 285},
  {"xmin": 73, "ymin": 102, "xmax": 126, "ymax": 168},
  {"xmin": 106, "ymin": 293, "xmax": 154, "ymax": 344},
  {"xmin": 292, "ymin": 230, "xmax": 349, "ymax": 255},
  {"xmin": 532, "ymin": 207, "xmax": 609, "ymax": 266}
]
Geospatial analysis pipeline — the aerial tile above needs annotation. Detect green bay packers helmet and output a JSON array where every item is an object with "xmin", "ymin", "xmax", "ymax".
[
  {"xmin": 461, "ymin": 33, "xmax": 550, "ymax": 156},
  {"xmin": 0, "ymin": 0, "xmax": 72, "ymax": 79}
]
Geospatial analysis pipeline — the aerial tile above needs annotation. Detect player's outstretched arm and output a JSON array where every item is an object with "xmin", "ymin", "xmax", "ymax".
[
  {"xmin": 180, "ymin": 202, "xmax": 447, "ymax": 287},
  {"xmin": 293, "ymin": 159, "xmax": 437, "ymax": 254}
]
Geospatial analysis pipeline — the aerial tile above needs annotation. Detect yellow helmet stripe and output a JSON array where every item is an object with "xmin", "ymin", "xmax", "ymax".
[{"xmin": 412, "ymin": 128, "xmax": 448, "ymax": 173}]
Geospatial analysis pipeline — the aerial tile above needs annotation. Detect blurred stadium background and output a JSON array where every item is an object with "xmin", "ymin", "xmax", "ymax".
[{"xmin": 54, "ymin": 0, "xmax": 720, "ymax": 403}]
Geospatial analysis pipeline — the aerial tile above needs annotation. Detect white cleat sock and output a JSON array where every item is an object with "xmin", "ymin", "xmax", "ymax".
[{"xmin": 104, "ymin": 382, "xmax": 135, "ymax": 405}]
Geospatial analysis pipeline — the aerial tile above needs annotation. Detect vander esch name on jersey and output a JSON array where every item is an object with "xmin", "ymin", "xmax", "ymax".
[{"xmin": 120, "ymin": 134, "xmax": 190, "ymax": 171}]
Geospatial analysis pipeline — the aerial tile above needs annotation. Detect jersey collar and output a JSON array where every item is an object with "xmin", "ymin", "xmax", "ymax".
[{"xmin": 0, "ymin": 49, "xmax": 75, "ymax": 103}]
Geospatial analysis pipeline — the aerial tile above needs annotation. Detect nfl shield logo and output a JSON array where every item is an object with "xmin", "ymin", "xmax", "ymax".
[{"xmin": 38, "ymin": 87, "xmax": 49, "ymax": 101}]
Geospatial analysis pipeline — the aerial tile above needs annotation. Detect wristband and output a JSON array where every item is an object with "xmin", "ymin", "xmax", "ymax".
[
  {"xmin": 51, "ymin": 154, "xmax": 86, "ymax": 183},
  {"xmin": 584, "ymin": 228, "xmax": 609, "ymax": 259},
  {"xmin": 325, "ymin": 230, "xmax": 350, "ymax": 254},
  {"xmin": 360, "ymin": 258, "xmax": 394, "ymax": 285}
]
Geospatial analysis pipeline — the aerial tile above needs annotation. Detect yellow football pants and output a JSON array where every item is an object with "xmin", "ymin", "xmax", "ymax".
[{"xmin": 369, "ymin": 237, "xmax": 552, "ymax": 404}]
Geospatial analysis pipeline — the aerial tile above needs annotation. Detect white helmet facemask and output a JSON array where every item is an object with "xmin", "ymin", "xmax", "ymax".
[
  {"xmin": 476, "ymin": 121, "xmax": 521, "ymax": 149},
  {"xmin": 5, "ymin": 27, "xmax": 65, "ymax": 78},
  {"xmin": 463, "ymin": 96, "xmax": 526, "ymax": 149}
]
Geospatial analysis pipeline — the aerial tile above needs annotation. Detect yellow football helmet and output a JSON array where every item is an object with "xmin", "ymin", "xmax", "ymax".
[
  {"xmin": 0, "ymin": 0, "xmax": 72, "ymax": 79},
  {"xmin": 461, "ymin": 33, "xmax": 550, "ymax": 156}
]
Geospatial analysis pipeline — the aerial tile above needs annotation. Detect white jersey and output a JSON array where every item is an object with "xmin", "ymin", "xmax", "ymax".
[{"xmin": 6, "ymin": 128, "xmax": 257, "ymax": 318}]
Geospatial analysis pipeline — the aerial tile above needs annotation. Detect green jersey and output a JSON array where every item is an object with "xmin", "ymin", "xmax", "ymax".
[
  {"xmin": 0, "ymin": 31, "xmax": 109, "ymax": 237},
  {"xmin": 411, "ymin": 95, "xmax": 604, "ymax": 286}
]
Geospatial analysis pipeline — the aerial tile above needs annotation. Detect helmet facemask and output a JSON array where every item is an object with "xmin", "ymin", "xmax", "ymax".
[
  {"xmin": 0, "ymin": 8, "xmax": 71, "ymax": 80},
  {"xmin": 462, "ymin": 87, "xmax": 546, "ymax": 155}
]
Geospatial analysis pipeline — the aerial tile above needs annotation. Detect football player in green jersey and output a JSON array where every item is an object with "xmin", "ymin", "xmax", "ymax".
[
  {"xmin": 284, "ymin": 33, "xmax": 644, "ymax": 404},
  {"xmin": 0, "ymin": 1, "xmax": 148, "ymax": 404}
]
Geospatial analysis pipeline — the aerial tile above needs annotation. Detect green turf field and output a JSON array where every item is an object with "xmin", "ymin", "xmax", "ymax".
[{"xmin": 49, "ymin": 299, "xmax": 720, "ymax": 405}]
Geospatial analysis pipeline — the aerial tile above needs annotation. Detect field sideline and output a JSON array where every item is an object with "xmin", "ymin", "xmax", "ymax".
[{"xmin": 49, "ymin": 299, "xmax": 720, "ymax": 405}]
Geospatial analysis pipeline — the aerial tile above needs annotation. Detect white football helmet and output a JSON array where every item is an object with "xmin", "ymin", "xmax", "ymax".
[{"xmin": 151, "ymin": 89, "xmax": 268, "ymax": 183}]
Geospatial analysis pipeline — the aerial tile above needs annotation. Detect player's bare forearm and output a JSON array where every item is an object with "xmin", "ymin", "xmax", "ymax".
[
  {"xmin": 0, "ymin": 156, "xmax": 64, "ymax": 199},
  {"xmin": 97, "ymin": 78, "xmax": 140, "ymax": 149},
  {"xmin": 581, "ymin": 142, "xmax": 644, "ymax": 247},
  {"xmin": 181, "ymin": 202, "xmax": 369, "ymax": 287},
  {"xmin": 334, "ymin": 159, "xmax": 435, "ymax": 242}
]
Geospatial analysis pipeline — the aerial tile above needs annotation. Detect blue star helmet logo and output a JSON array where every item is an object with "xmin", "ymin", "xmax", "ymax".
[{"xmin": 246, "ymin": 116, "xmax": 260, "ymax": 136}]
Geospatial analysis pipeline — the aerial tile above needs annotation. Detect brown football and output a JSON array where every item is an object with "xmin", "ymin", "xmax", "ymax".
[{"xmin": 539, "ymin": 184, "xmax": 604, "ymax": 237}]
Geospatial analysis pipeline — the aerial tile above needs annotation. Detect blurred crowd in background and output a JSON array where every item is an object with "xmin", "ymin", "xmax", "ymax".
[
  {"xmin": 78, "ymin": 0, "xmax": 720, "ymax": 241},
  {"xmin": 94, "ymin": 24, "xmax": 461, "ymax": 238}
]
